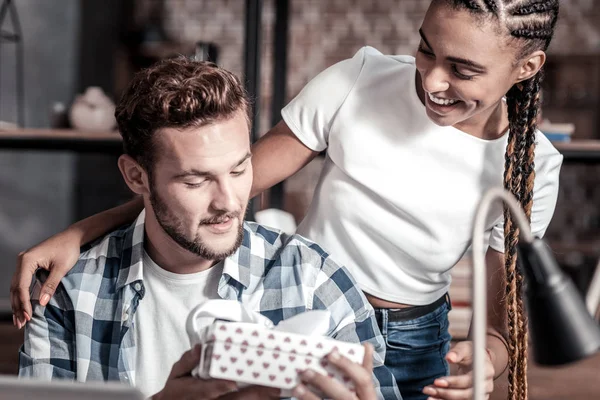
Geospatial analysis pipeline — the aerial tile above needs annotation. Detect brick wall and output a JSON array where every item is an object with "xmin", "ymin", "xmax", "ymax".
[
  {"xmin": 159, "ymin": 0, "xmax": 600, "ymax": 272},
  {"xmin": 160, "ymin": 0, "xmax": 600, "ymax": 119}
]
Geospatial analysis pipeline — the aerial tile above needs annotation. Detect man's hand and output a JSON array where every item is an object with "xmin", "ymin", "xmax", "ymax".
[
  {"xmin": 292, "ymin": 343, "xmax": 377, "ymax": 400},
  {"xmin": 422, "ymin": 340, "xmax": 495, "ymax": 400},
  {"xmin": 153, "ymin": 345, "xmax": 238, "ymax": 400},
  {"xmin": 216, "ymin": 385, "xmax": 281, "ymax": 400},
  {"xmin": 10, "ymin": 231, "xmax": 82, "ymax": 329}
]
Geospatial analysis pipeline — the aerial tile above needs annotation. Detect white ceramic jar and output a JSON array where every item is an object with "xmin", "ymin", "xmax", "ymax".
[{"xmin": 69, "ymin": 87, "xmax": 117, "ymax": 132}]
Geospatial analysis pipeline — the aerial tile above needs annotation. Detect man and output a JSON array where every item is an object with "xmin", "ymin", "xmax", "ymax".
[{"xmin": 19, "ymin": 58, "xmax": 401, "ymax": 400}]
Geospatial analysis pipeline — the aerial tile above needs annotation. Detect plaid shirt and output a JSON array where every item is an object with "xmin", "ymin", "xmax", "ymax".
[{"xmin": 19, "ymin": 211, "xmax": 401, "ymax": 399}]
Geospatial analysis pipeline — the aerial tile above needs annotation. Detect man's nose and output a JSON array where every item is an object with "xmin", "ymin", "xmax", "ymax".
[{"xmin": 210, "ymin": 179, "xmax": 238, "ymax": 213}]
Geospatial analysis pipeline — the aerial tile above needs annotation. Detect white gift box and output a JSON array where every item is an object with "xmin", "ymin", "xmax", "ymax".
[{"xmin": 187, "ymin": 300, "xmax": 365, "ymax": 394}]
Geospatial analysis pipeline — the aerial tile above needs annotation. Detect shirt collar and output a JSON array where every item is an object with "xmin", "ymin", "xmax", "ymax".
[
  {"xmin": 116, "ymin": 210, "xmax": 146, "ymax": 291},
  {"xmin": 221, "ymin": 223, "xmax": 254, "ymax": 290}
]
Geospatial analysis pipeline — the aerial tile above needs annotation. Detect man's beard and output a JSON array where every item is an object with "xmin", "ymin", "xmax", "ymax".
[{"xmin": 149, "ymin": 188, "xmax": 245, "ymax": 260}]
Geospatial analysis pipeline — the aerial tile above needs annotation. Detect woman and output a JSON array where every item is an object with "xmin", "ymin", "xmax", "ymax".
[{"xmin": 11, "ymin": 1, "xmax": 561, "ymax": 399}]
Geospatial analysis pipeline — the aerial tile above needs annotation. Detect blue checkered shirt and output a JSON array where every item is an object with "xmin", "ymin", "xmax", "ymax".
[{"xmin": 19, "ymin": 211, "xmax": 401, "ymax": 399}]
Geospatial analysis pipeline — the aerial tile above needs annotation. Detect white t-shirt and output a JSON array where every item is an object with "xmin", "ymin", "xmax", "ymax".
[
  {"xmin": 133, "ymin": 251, "xmax": 223, "ymax": 397},
  {"xmin": 282, "ymin": 46, "xmax": 563, "ymax": 305}
]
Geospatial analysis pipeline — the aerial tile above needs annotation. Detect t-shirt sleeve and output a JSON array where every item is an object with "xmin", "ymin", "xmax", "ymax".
[
  {"xmin": 280, "ymin": 47, "xmax": 371, "ymax": 152},
  {"xmin": 488, "ymin": 140, "xmax": 564, "ymax": 253}
]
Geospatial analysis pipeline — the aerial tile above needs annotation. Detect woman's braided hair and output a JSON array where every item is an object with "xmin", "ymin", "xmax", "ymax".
[{"xmin": 444, "ymin": 1, "xmax": 559, "ymax": 399}]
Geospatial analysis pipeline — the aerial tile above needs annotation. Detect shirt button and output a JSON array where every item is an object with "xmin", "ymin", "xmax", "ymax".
[
  {"xmin": 134, "ymin": 282, "xmax": 142, "ymax": 291},
  {"xmin": 122, "ymin": 310, "xmax": 129, "ymax": 321}
]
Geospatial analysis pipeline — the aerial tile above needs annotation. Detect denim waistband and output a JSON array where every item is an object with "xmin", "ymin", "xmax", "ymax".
[{"xmin": 374, "ymin": 293, "xmax": 451, "ymax": 323}]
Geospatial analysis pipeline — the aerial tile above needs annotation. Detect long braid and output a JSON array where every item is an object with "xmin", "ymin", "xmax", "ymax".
[
  {"xmin": 517, "ymin": 72, "xmax": 542, "ymax": 400},
  {"xmin": 503, "ymin": 93, "xmax": 527, "ymax": 399},
  {"xmin": 445, "ymin": 1, "xmax": 559, "ymax": 399},
  {"xmin": 505, "ymin": 72, "xmax": 541, "ymax": 400},
  {"xmin": 503, "ymin": 2, "xmax": 555, "ymax": 396},
  {"xmin": 504, "ymin": 76, "xmax": 534, "ymax": 400}
]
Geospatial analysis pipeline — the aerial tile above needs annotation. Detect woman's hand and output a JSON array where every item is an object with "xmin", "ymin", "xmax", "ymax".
[
  {"xmin": 10, "ymin": 197, "xmax": 144, "ymax": 329},
  {"xmin": 292, "ymin": 343, "xmax": 377, "ymax": 400},
  {"xmin": 10, "ymin": 230, "xmax": 82, "ymax": 328},
  {"xmin": 422, "ymin": 340, "xmax": 495, "ymax": 400}
]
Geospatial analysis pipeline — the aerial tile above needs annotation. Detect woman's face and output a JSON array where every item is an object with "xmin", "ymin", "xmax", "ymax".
[{"xmin": 415, "ymin": 2, "xmax": 523, "ymax": 129}]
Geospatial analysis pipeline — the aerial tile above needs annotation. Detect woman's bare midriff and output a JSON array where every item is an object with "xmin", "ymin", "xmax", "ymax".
[{"xmin": 365, "ymin": 293, "xmax": 415, "ymax": 309}]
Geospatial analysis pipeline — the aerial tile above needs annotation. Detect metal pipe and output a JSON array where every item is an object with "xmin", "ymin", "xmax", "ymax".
[
  {"xmin": 472, "ymin": 188, "xmax": 533, "ymax": 400},
  {"xmin": 268, "ymin": 0, "xmax": 290, "ymax": 210},
  {"xmin": 244, "ymin": 0, "xmax": 262, "ymax": 143}
]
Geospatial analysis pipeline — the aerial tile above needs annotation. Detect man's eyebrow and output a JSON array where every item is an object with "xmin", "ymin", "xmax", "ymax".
[
  {"xmin": 172, "ymin": 169, "xmax": 210, "ymax": 179},
  {"xmin": 233, "ymin": 152, "xmax": 252, "ymax": 169},
  {"xmin": 173, "ymin": 152, "xmax": 252, "ymax": 179},
  {"xmin": 419, "ymin": 28, "xmax": 487, "ymax": 71}
]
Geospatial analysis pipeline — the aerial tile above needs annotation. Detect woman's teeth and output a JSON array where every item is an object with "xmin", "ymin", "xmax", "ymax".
[{"xmin": 428, "ymin": 92, "xmax": 458, "ymax": 106}]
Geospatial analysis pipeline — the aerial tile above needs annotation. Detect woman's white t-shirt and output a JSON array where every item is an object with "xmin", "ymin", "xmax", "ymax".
[{"xmin": 281, "ymin": 46, "xmax": 563, "ymax": 305}]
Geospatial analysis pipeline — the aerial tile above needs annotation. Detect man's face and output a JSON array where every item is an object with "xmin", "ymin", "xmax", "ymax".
[{"xmin": 146, "ymin": 110, "xmax": 252, "ymax": 260}]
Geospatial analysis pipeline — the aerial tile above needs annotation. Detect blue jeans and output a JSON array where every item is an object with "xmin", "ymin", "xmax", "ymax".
[{"xmin": 375, "ymin": 297, "xmax": 452, "ymax": 400}]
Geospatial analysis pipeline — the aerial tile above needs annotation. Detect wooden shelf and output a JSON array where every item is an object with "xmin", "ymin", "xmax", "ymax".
[
  {"xmin": 0, "ymin": 128, "xmax": 122, "ymax": 153},
  {"xmin": 552, "ymin": 140, "xmax": 600, "ymax": 162},
  {"xmin": 553, "ymin": 140, "xmax": 600, "ymax": 152},
  {"xmin": 0, "ymin": 128, "xmax": 120, "ymax": 140},
  {"xmin": 548, "ymin": 240, "xmax": 600, "ymax": 257},
  {"xmin": 0, "ymin": 129, "xmax": 599, "ymax": 160}
]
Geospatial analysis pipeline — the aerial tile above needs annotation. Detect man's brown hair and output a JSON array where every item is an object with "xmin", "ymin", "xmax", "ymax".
[{"xmin": 115, "ymin": 57, "xmax": 250, "ymax": 171}]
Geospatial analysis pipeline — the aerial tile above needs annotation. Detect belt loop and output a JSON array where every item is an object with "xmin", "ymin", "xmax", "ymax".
[
  {"xmin": 445, "ymin": 293, "xmax": 452, "ymax": 310},
  {"xmin": 380, "ymin": 309, "xmax": 388, "ymax": 336}
]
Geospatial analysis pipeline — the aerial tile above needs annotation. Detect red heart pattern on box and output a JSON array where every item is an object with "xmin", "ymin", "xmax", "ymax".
[{"xmin": 199, "ymin": 321, "xmax": 364, "ymax": 391}]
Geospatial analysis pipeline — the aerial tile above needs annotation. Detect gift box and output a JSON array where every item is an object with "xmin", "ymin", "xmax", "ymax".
[{"xmin": 187, "ymin": 300, "xmax": 365, "ymax": 394}]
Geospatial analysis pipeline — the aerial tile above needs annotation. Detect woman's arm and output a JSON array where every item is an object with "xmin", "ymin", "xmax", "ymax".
[
  {"xmin": 250, "ymin": 120, "xmax": 320, "ymax": 198},
  {"xmin": 10, "ymin": 196, "xmax": 143, "ymax": 328},
  {"xmin": 484, "ymin": 248, "xmax": 510, "ymax": 378},
  {"xmin": 70, "ymin": 196, "xmax": 144, "ymax": 245},
  {"xmin": 423, "ymin": 249, "xmax": 510, "ymax": 400}
]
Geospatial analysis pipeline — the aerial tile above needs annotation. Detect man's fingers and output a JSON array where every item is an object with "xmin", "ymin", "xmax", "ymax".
[
  {"xmin": 361, "ymin": 343, "xmax": 374, "ymax": 372},
  {"xmin": 169, "ymin": 345, "xmax": 203, "ymax": 378},
  {"xmin": 169, "ymin": 377, "xmax": 237, "ymax": 399},
  {"xmin": 190, "ymin": 378, "xmax": 238, "ymax": 399},
  {"xmin": 217, "ymin": 385, "xmax": 280, "ymax": 400},
  {"xmin": 293, "ymin": 383, "xmax": 326, "ymax": 400},
  {"xmin": 298, "ymin": 369, "xmax": 356, "ymax": 400},
  {"xmin": 327, "ymin": 347, "xmax": 374, "ymax": 398}
]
